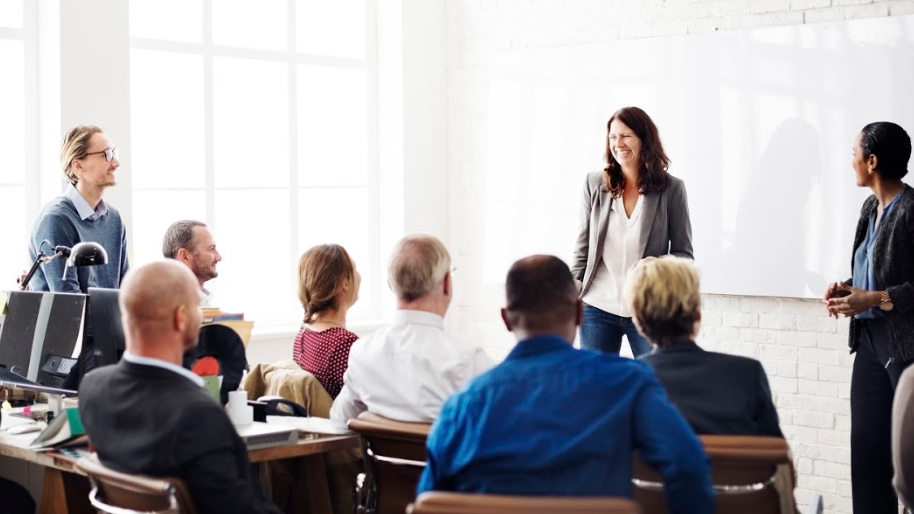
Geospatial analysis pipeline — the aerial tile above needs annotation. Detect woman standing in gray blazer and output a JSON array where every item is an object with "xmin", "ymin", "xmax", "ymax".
[
  {"xmin": 823, "ymin": 121, "xmax": 914, "ymax": 513},
  {"xmin": 572, "ymin": 106, "xmax": 692, "ymax": 356}
]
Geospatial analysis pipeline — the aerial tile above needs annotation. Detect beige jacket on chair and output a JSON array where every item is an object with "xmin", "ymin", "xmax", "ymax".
[{"xmin": 244, "ymin": 360, "xmax": 334, "ymax": 417}]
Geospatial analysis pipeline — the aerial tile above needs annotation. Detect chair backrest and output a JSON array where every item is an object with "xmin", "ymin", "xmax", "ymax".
[
  {"xmin": 348, "ymin": 412, "xmax": 432, "ymax": 514},
  {"xmin": 244, "ymin": 360, "xmax": 335, "ymax": 418},
  {"xmin": 76, "ymin": 456, "xmax": 197, "ymax": 514},
  {"xmin": 183, "ymin": 324, "xmax": 249, "ymax": 405},
  {"xmin": 409, "ymin": 491, "xmax": 642, "ymax": 514},
  {"xmin": 632, "ymin": 435, "xmax": 796, "ymax": 514}
]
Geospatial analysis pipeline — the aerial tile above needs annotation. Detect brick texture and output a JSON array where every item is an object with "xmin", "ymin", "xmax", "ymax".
[{"xmin": 447, "ymin": 1, "xmax": 914, "ymax": 512}]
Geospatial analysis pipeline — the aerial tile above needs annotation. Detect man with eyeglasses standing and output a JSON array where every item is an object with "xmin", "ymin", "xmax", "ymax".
[
  {"xmin": 29, "ymin": 125, "xmax": 129, "ymax": 293},
  {"xmin": 27, "ymin": 126, "xmax": 130, "ymax": 385}
]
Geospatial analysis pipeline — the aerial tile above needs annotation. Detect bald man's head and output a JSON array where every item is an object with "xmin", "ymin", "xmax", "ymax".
[{"xmin": 119, "ymin": 260, "xmax": 202, "ymax": 355}]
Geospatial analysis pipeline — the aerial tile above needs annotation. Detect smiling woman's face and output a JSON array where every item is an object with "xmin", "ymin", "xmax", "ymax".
[{"xmin": 608, "ymin": 119, "xmax": 642, "ymax": 168}]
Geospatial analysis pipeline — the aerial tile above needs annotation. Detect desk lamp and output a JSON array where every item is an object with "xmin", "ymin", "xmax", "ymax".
[{"xmin": 19, "ymin": 241, "xmax": 108, "ymax": 291}]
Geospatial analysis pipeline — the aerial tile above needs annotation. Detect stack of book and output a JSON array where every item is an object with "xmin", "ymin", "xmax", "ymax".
[
  {"xmin": 30, "ymin": 406, "xmax": 87, "ymax": 451},
  {"xmin": 201, "ymin": 308, "xmax": 254, "ymax": 348}
]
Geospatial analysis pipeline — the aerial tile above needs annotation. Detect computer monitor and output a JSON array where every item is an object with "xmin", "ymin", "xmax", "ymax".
[
  {"xmin": 0, "ymin": 291, "xmax": 86, "ymax": 388},
  {"xmin": 0, "ymin": 365, "xmax": 78, "ymax": 397},
  {"xmin": 86, "ymin": 287, "xmax": 124, "ymax": 368}
]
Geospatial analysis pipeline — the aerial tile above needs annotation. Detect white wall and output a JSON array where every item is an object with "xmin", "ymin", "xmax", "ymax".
[{"xmin": 445, "ymin": 1, "xmax": 914, "ymax": 513}]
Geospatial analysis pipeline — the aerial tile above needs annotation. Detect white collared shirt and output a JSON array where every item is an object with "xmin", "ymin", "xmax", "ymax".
[
  {"xmin": 200, "ymin": 287, "xmax": 213, "ymax": 307},
  {"xmin": 122, "ymin": 351, "xmax": 204, "ymax": 387},
  {"xmin": 64, "ymin": 183, "xmax": 108, "ymax": 221},
  {"xmin": 582, "ymin": 194, "xmax": 644, "ymax": 317},
  {"xmin": 329, "ymin": 309, "xmax": 495, "ymax": 430}
]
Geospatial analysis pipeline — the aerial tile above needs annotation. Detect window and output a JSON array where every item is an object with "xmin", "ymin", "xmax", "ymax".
[
  {"xmin": 129, "ymin": 0, "xmax": 378, "ymax": 330},
  {"xmin": 0, "ymin": 0, "xmax": 36, "ymax": 288}
]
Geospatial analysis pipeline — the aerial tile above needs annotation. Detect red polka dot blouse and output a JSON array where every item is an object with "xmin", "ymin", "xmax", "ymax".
[{"xmin": 292, "ymin": 326, "xmax": 358, "ymax": 399}]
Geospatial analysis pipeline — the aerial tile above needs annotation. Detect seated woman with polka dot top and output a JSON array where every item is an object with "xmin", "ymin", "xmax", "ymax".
[{"xmin": 292, "ymin": 244, "xmax": 361, "ymax": 398}]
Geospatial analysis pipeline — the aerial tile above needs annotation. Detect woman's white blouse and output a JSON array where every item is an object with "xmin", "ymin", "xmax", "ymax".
[{"xmin": 582, "ymin": 194, "xmax": 645, "ymax": 317}]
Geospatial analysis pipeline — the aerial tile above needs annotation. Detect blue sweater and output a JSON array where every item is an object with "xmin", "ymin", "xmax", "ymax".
[{"xmin": 28, "ymin": 189, "xmax": 129, "ymax": 293}]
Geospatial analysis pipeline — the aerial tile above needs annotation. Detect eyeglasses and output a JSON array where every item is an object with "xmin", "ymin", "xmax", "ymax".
[{"xmin": 83, "ymin": 147, "xmax": 119, "ymax": 162}]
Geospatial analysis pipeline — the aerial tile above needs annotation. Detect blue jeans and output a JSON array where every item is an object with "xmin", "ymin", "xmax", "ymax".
[{"xmin": 580, "ymin": 304, "xmax": 653, "ymax": 357}]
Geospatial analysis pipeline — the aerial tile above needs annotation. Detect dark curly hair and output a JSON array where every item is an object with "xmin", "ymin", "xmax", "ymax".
[{"xmin": 603, "ymin": 106, "xmax": 670, "ymax": 196}]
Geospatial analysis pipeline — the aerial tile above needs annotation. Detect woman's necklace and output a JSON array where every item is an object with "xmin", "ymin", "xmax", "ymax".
[{"xmin": 310, "ymin": 318, "xmax": 345, "ymax": 329}]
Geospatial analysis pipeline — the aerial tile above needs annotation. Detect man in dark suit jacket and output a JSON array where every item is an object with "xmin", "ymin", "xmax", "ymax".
[
  {"xmin": 79, "ymin": 261, "xmax": 280, "ymax": 514},
  {"xmin": 627, "ymin": 257, "xmax": 783, "ymax": 437}
]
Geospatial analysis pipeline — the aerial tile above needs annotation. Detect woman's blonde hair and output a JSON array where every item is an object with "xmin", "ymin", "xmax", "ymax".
[
  {"xmin": 60, "ymin": 125, "xmax": 104, "ymax": 185},
  {"xmin": 625, "ymin": 256, "xmax": 701, "ymax": 348},
  {"xmin": 298, "ymin": 244, "xmax": 355, "ymax": 323}
]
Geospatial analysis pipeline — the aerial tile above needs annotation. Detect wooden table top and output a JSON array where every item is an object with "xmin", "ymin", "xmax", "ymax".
[
  {"xmin": 0, "ymin": 430, "xmax": 80, "ymax": 473},
  {"xmin": 1, "ymin": 428, "xmax": 359, "ymax": 470},
  {"xmin": 248, "ymin": 433, "xmax": 360, "ymax": 463}
]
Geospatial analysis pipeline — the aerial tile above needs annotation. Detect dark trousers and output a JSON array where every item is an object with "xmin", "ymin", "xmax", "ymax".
[
  {"xmin": 851, "ymin": 318, "xmax": 911, "ymax": 513},
  {"xmin": 579, "ymin": 304, "xmax": 653, "ymax": 357},
  {"xmin": 0, "ymin": 478, "xmax": 35, "ymax": 514}
]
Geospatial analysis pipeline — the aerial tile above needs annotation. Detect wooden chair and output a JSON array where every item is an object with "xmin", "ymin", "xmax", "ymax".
[
  {"xmin": 408, "ymin": 491, "xmax": 642, "ymax": 514},
  {"xmin": 347, "ymin": 412, "xmax": 431, "ymax": 514},
  {"xmin": 632, "ymin": 435, "xmax": 796, "ymax": 514},
  {"xmin": 75, "ymin": 456, "xmax": 197, "ymax": 514}
]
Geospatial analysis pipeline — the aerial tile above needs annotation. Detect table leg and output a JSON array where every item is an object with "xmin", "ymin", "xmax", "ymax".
[
  {"xmin": 300, "ymin": 454, "xmax": 332, "ymax": 514},
  {"xmin": 39, "ymin": 468, "xmax": 91, "ymax": 514}
]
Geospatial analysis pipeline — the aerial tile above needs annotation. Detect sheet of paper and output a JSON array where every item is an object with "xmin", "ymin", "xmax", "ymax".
[{"xmin": 265, "ymin": 416, "xmax": 351, "ymax": 435}]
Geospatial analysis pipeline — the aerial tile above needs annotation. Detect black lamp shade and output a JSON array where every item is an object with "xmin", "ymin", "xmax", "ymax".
[{"xmin": 66, "ymin": 242, "xmax": 108, "ymax": 267}]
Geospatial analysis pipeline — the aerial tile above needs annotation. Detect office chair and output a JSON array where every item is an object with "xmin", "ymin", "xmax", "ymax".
[
  {"xmin": 184, "ymin": 324, "xmax": 248, "ymax": 405},
  {"xmin": 632, "ymin": 435, "xmax": 796, "ymax": 514},
  {"xmin": 76, "ymin": 456, "xmax": 197, "ymax": 514},
  {"xmin": 408, "ymin": 491, "xmax": 642, "ymax": 514},
  {"xmin": 348, "ymin": 412, "xmax": 431, "ymax": 514}
]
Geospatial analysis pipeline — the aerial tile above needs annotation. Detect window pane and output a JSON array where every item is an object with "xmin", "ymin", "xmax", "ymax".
[
  {"xmin": 298, "ymin": 65, "xmax": 367, "ymax": 187},
  {"xmin": 213, "ymin": 57, "xmax": 289, "ymax": 188},
  {"xmin": 129, "ymin": 0, "xmax": 202, "ymax": 43},
  {"xmin": 0, "ymin": 1, "xmax": 22, "ymax": 29},
  {"xmin": 212, "ymin": 0, "xmax": 286, "ymax": 52},
  {"xmin": 0, "ymin": 186, "xmax": 26, "ymax": 288},
  {"xmin": 214, "ymin": 189, "xmax": 294, "ymax": 327},
  {"xmin": 131, "ymin": 49, "xmax": 205, "ymax": 189},
  {"xmin": 297, "ymin": 0, "xmax": 365, "ymax": 59},
  {"xmin": 298, "ymin": 187, "xmax": 374, "ymax": 320},
  {"xmin": 131, "ymin": 190, "xmax": 207, "ymax": 266},
  {"xmin": 0, "ymin": 40, "xmax": 25, "ymax": 185}
]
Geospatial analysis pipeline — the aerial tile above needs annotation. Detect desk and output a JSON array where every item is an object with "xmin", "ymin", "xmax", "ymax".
[
  {"xmin": 0, "ymin": 426, "xmax": 360, "ymax": 514},
  {"xmin": 0, "ymin": 427, "xmax": 90, "ymax": 514}
]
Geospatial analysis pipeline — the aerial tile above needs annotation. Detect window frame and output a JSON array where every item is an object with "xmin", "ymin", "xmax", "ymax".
[
  {"xmin": 0, "ymin": 1, "xmax": 40, "ymax": 289},
  {"xmin": 127, "ymin": 0, "xmax": 381, "ymax": 332}
]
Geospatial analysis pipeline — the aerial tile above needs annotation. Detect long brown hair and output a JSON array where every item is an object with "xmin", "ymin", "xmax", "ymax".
[
  {"xmin": 603, "ymin": 107, "xmax": 670, "ymax": 197},
  {"xmin": 298, "ymin": 244, "xmax": 355, "ymax": 323}
]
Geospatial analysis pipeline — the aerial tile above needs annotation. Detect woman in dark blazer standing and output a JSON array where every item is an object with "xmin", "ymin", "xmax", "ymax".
[
  {"xmin": 824, "ymin": 121, "xmax": 914, "ymax": 513},
  {"xmin": 572, "ymin": 106, "xmax": 693, "ymax": 357}
]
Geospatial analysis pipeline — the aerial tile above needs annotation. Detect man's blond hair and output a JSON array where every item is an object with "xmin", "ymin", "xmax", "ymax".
[
  {"xmin": 388, "ymin": 235, "xmax": 451, "ymax": 302},
  {"xmin": 625, "ymin": 256, "xmax": 701, "ymax": 348},
  {"xmin": 60, "ymin": 125, "xmax": 103, "ymax": 185}
]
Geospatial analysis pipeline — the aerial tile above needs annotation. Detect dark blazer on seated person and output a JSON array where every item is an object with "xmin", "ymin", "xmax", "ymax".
[
  {"xmin": 639, "ymin": 341, "xmax": 783, "ymax": 437},
  {"xmin": 79, "ymin": 357, "xmax": 281, "ymax": 514}
]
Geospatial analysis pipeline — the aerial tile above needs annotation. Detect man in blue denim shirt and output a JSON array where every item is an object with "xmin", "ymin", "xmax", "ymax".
[{"xmin": 418, "ymin": 255, "xmax": 713, "ymax": 514}]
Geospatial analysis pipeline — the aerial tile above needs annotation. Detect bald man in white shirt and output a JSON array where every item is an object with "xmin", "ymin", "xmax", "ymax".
[{"xmin": 330, "ymin": 235, "xmax": 494, "ymax": 430}]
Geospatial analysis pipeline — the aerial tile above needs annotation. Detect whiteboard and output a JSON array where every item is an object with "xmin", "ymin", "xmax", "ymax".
[{"xmin": 478, "ymin": 15, "xmax": 914, "ymax": 298}]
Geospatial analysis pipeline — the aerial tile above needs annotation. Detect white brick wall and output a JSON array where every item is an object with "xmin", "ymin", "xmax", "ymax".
[
  {"xmin": 446, "ymin": 1, "xmax": 914, "ymax": 512},
  {"xmin": 700, "ymin": 297, "xmax": 854, "ymax": 509}
]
